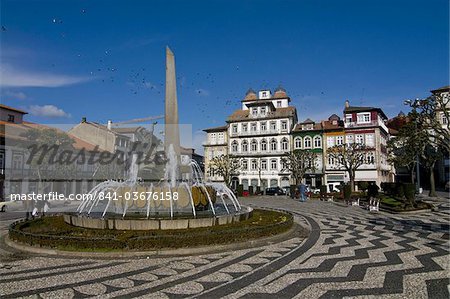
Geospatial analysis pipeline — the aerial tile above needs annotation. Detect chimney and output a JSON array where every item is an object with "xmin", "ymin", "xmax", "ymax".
[
  {"xmin": 345, "ymin": 100, "xmax": 350, "ymax": 108},
  {"xmin": 81, "ymin": 117, "xmax": 86, "ymax": 123},
  {"xmin": 107, "ymin": 120, "xmax": 112, "ymax": 130}
]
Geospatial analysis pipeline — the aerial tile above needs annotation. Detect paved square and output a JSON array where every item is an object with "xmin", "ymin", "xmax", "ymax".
[{"xmin": 0, "ymin": 197, "xmax": 449, "ymax": 298}]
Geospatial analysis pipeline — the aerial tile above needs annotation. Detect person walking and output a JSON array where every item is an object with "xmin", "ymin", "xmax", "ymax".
[{"xmin": 299, "ymin": 183, "xmax": 307, "ymax": 202}]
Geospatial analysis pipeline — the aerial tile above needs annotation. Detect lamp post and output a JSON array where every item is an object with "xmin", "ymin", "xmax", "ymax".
[{"xmin": 404, "ymin": 99, "xmax": 421, "ymax": 193}]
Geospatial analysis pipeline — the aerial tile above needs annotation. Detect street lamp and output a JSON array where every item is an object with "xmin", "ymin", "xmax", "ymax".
[{"xmin": 403, "ymin": 99, "xmax": 421, "ymax": 193}]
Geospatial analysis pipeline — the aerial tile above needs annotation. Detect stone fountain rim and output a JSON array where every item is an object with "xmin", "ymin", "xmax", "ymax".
[{"xmin": 63, "ymin": 206, "xmax": 254, "ymax": 230}]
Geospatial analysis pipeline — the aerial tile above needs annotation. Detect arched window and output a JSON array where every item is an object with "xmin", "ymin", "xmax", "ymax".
[
  {"xmin": 281, "ymin": 138, "xmax": 289, "ymax": 151},
  {"xmin": 260, "ymin": 139, "xmax": 267, "ymax": 151},
  {"xmin": 231, "ymin": 141, "xmax": 238, "ymax": 152},
  {"xmin": 313, "ymin": 136, "xmax": 322, "ymax": 148},
  {"xmin": 304, "ymin": 136, "xmax": 312, "ymax": 149},
  {"xmin": 251, "ymin": 139, "xmax": 257, "ymax": 151},
  {"xmin": 270, "ymin": 139, "xmax": 277, "ymax": 151},
  {"xmin": 294, "ymin": 137, "xmax": 302, "ymax": 149},
  {"xmin": 242, "ymin": 140, "xmax": 248, "ymax": 152}
]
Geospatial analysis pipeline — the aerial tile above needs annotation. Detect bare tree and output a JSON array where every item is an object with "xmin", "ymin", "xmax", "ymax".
[
  {"xmin": 327, "ymin": 143, "xmax": 366, "ymax": 191},
  {"xmin": 281, "ymin": 150, "xmax": 318, "ymax": 185},
  {"xmin": 407, "ymin": 94, "xmax": 450, "ymax": 153},
  {"xmin": 209, "ymin": 154, "xmax": 241, "ymax": 187}
]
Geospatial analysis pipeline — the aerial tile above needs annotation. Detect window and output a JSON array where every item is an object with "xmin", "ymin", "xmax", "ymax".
[
  {"xmin": 336, "ymin": 136, "xmax": 344, "ymax": 145},
  {"xmin": 242, "ymin": 124, "xmax": 248, "ymax": 132},
  {"xmin": 281, "ymin": 120, "xmax": 288, "ymax": 131},
  {"xmin": 261, "ymin": 139, "xmax": 267, "ymax": 151},
  {"xmin": 313, "ymin": 136, "xmax": 322, "ymax": 148},
  {"xmin": 327, "ymin": 136, "xmax": 335, "ymax": 147},
  {"xmin": 232, "ymin": 124, "xmax": 238, "ymax": 133},
  {"xmin": 367, "ymin": 152, "xmax": 375, "ymax": 164},
  {"xmin": 260, "ymin": 122, "xmax": 267, "ymax": 131},
  {"xmin": 210, "ymin": 133, "xmax": 216, "ymax": 143},
  {"xmin": 357, "ymin": 113, "xmax": 371, "ymax": 123},
  {"xmin": 270, "ymin": 121, "xmax": 277, "ymax": 131},
  {"xmin": 12, "ymin": 154, "xmax": 23, "ymax": 169},
  {"xmin": 270, "ymin": 159, "xmax": 277, "ymax": 170},
  {"xmin": 251, "ymin": 122, "xmax": 257, "ymax": 132},
  {"xmin": 441, "ymin": 112, "xmax": 448, "ymax": 124},
  {"xmin": 365, "ymin": 134, "xmax": 374, "ymax": 147},
  {"xmin": 346, "ymin": 134, "xmax": 354, "ymax": 144},
  {"xmin": 281, "ymin": 138, "xmax": 288, "ymax": 151},
  {"xmin": 355, "ymin": 134, "xmax": 364, "ymax": 144},
  {"xmin": 242, "ymin": 159, "xmax": 248, "ymax": 170},
  {"xmin": 251, "ymin": 139, "xmax": 257, "ymax": 151},
  {"xmin": 209, "ymin": 150, "xmax": 214, "ymax": 159},
  {"xmin": 231, "ymin": 141, "xmax": 238, "ymax": 152},
  {"xmin": 260, "ymin": 107, "xmax": 266, "ymax": 115},
  {"xmin": 251, "ymin": 159, "xmax": 257, "ymax": 170},
  {"xmin": 7, "ymin": 114, "xmax": 15, "ymax": 122},
  {"xmin": 328, "ymin": 156, "xmax": 335, "ymax": 165},
  {"xmin": 252, "ymin": 108, "xmax": 258, "ymax": 117},
  {"xmin": 218, "ymin": 132, "xmax": 224, "ymax": 143},
  {"xmin": 242, "ymin": 140, "xmax": 248, "ymax": 152},
  {"xmin": 0, "ymin": 152, "xmax": 4, "ymax": 170},
  {"xmin": 270, "ymin": 139, "xmax": 277, "ymax": 151},
  {"xmin": 294, "ymin": 137, "xmax": 302, "ymax": 149},
  {"xmin": 345, "ymin": 115, "xmax": 352, "ymax": 123},
  {"xmin": 277, "ymin": 101, "xmax": 282, "ymax": 107},
  {"xmin": 261, "ymin": 159, "xmax": 267, "ymax": 170},
  {"xmin": 304, "ymin": 136, "xmax": 312, "ymax": 148}
]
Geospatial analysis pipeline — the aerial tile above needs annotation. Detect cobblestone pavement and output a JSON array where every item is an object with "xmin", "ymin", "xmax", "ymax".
[{"xmin": 0, "ymin": 197, "xmax": 449, "ymax": 298}]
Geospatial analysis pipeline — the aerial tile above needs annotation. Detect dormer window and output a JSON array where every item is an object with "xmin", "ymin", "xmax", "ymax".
[
  {"xmin": 262, "ymin": 92, "xmax": 267, "ymax": 97},
  {"xmin": 345, "ymin": 115, "xmax": 352, "ymax": 123},
  {"xmin": 260, "ymin": 107, "xmax": 266, "ymax": 116},
  {"xmin": 7, "ymin": 114, "xmax": 14, "ymax": 122},
  {"xmin": 252, "ymin": 108, "xmax": 258, "ymax": 117},
  {"xmin": 357, "ymin": 112, "xmax": 371, "ymax": 123},
  {"xmin": 277, "ymin": 101, "xmax": 282, "ymax": 108}
]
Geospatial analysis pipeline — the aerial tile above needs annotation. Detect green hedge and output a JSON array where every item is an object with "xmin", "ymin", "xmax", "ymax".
[{"xmin": 9, "ymin": 210, "xmax": 294, "ymax": 251}]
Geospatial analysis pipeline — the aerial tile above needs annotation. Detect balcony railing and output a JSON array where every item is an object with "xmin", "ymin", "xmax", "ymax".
[
  {"xmin": 202, "ymin": 141, "xmax": 227, "ymax": 146},
  {"xmin": 344, "ymin": 120, "xmax": 379, "ymax": 128},
  {"xmin": 230, "ymin": 129, "xmax": 287, "ymax": 137},
  {"xmin": 231, "ymin": 150, "xmax": 288, "ymax": 156}
]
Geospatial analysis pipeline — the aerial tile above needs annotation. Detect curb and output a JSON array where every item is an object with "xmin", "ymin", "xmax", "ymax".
[{"xmin": 3, "ymin": 222, "xmax": 306, "ymax": 259}]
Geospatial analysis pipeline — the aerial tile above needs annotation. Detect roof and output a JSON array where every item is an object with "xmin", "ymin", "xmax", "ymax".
[
  {"xmin": 0, "ymin": 121, "xmax": 98, "ymax": 151},
  {"xmin": 301, "ymin": 118, "xmax": 314, "ymax": 124},
  {"xmin": 111, "ymin": 127, "xmax": 140, "ymax": 134},
  {"xmin": 321, "ymin": 119, "xmax": 344, "ymax": 131},
  {"xmin": 293, "ymin": 122, "xmax": 322, "ymax": 132},
  {"xmin": 227, "ymin": 106, "xmax": 296, "ymax": 122},
  {"xmin": 0, "ymin": 104, "xmax": 28, "ymax": 114},
  {"xmin": 431, "ymin": 85, "xmax": 450, "ymax": 94},
  {"xmin": 344, "ymin": 106, "xmax": 388, "ymax": 120},
  {"xmin": 77, "ymin": 121, "xmax": 130, "ymax": 138},
  {"xmin": 203, "ymin": 125, "xmax": 228, "ymax": 132}
]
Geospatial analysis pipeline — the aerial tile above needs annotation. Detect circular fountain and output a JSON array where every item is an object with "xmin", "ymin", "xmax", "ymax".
[{"xmin": 65, "ymin": 47, "xmax": 251, "ymax": 230}]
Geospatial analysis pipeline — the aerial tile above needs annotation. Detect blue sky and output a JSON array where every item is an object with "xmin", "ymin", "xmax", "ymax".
[{"xmin": 1, "ymin": 0, "xmax": 448, "ymax": 153}]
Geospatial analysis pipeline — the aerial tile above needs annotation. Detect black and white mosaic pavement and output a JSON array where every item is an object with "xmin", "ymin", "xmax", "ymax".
[{"xmin": 0, "ymin": 197, "xmax": 449, "ymax": 298}]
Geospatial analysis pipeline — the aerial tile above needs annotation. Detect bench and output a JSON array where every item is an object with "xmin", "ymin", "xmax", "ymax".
[{"xmin": 369, "ymin": 198, "xmax": 380, "ymax": 212}]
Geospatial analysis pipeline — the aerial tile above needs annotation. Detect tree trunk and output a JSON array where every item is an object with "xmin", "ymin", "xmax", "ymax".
[
  {"xmin": 349, "ymin": 171, "xmax": 355, "ymax": 192},
  {"xmin": 429, "ymin": 167, "xmax": 437, "ymax": 197}
]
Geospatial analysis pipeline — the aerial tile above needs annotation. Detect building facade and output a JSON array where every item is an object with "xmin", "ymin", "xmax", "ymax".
[
  {"xmin": 292, "ymin": 119, "xmax": 324, "ymax": 187},
  {"xmin": 226, "ymin": 88, "xmax": 297, "ymax": 191},
  {"xmin": 203, "ymin": 125, "xmax": 228, "ymax": 182}
]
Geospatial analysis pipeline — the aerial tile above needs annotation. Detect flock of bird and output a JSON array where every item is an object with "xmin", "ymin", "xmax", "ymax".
[{"xmin": 1, "ymin": 7, "xmax": 365, "ymax": 122}]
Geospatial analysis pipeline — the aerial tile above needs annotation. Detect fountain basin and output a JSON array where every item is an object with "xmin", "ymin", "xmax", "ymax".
[{"xmin": 64, "ymin": 206, "xmax": 253, "ymax": 230}]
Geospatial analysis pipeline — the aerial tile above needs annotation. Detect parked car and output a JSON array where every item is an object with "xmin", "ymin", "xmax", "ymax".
[{"xmin": 265, "ymin": 187, "xmax": 286, "ymax": 196}]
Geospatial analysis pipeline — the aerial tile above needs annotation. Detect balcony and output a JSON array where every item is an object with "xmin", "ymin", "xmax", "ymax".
[
  {"xmin": 202, "ymin": 141, "xmax": 227, "ymax": 146},
  {"xmin": 344, "ymin": 120, "xmax": 379, "ymax": 128},
  {"xmin": 230, "ymin": 129, "xmax": 287, "ymax": 137},
  {"xmin": 231, "ymin": 150, "xmax": 288, "ymax": 156}
]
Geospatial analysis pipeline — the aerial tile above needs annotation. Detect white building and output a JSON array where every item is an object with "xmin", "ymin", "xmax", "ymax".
[
  {"xmin": 203, "ymin": 125, "xmax": 228, "ymax": 182},
  {"xmin": 226, "ymin": 87, "xmax": 297, "ymax": 191}
]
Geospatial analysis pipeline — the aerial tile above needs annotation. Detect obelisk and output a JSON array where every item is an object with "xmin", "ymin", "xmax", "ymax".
[{"xmin": 164, "ymin": 46, "xmax": 181, "ymax": 182}]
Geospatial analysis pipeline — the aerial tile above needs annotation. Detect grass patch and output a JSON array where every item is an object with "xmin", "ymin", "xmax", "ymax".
[{"xmin": 9, "ymin": 209, "xmax": 295, "ymax": 251}]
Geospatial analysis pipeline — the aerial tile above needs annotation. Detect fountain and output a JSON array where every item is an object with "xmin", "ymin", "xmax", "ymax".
[{"xmin": 66, "ymin": 47, "xmax": 251, "ymax": 230}]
